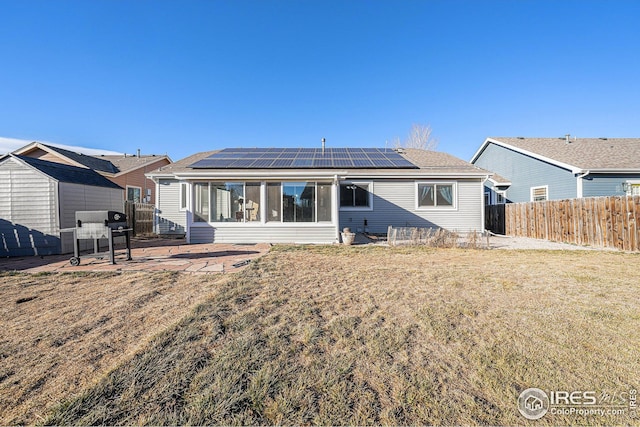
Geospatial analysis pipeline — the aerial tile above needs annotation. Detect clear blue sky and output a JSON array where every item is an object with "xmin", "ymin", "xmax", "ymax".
[{"xmin": 1, "ymin": 0, "xmax": 639, "ymax": 161}]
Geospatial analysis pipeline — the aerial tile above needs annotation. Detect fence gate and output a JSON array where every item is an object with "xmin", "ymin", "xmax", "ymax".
[
  {"xmin": 125, "ymin": 202, "xmax": 155, "ymax": 236},
  {"xmin": 485, "ymin": 204, "xmax": 506, "ymax": 235}
]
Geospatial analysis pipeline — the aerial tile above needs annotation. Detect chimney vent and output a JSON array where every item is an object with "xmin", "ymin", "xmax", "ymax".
[
  {"xmin": 321, "ymin": 138, "xmax": 326, "ymax": 155},
  {"xmin": 565, "ymin": 134, "xmax": 571, "ymax": 144}
]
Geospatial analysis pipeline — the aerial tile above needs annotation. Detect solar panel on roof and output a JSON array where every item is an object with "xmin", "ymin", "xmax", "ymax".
[
  {"xmin": 250, "ymin": 159, "xmax": 275, "ymax": 168},
  {"xmin": 333, "ymin": 159, "xmax": 353, "ymax": 167},
  {"xmin": 230, "ymin": 159, "xmax": 256, "ymax": 167},
  {"xmin": 188, "ymin": 147, "xmax": 417, "ymax": 169},
  {"xmin": 271, "ymin": 158, "xmax": 294, "ymax": 167},
  {"xmin": 313, "ymin": 159, "xmax": 333, "ymax": 167},
  {"xmin": 291, "ymin": 158, "xmax": 313, "ymax": 167}
]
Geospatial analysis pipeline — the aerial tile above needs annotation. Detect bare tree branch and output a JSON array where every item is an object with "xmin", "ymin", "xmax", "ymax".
[{"xmin": 404, "ymin": 123, "xmax": 438, "ymax": 150}]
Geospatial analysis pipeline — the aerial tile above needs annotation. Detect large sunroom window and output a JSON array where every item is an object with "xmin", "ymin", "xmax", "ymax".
[
  {"xmin": 193, "ymin": 182, "xmax": 261, "ymax": 222},
  {"xmin": 267, "ymin": 182, "xmax": 332, "ymax": 223},
  {"xmin": 194, "ymin": 181, "xmax": 332, "ymax": 223}
]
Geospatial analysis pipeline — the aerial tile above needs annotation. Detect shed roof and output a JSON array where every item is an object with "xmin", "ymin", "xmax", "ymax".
[
  {"xmin": 473, "ymin": 137, "xmax": 640, "ymax": 171},
  {"xmin": 39, "ymin": 144, "xmax": 120, "ymax": 174},
  {"xmin": 13, "ymin": 155, "xmax": 123, "ymax": 189}
]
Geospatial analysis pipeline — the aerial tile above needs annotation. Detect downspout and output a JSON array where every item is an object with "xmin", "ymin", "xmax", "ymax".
[
  {"xmin": 576, "ymin": 171, "xmax": 590, "ymax": 198},
  {"xmin": 481, "ymin": 175, "xmax": 490, "ymax": 233},
  {"xmin": 333, "ymin": 174, "xmax": 340, "ymax": 242}
]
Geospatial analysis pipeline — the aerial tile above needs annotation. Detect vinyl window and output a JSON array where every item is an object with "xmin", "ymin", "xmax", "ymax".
[
  {"xmin": 530, "ymin": 186, "xmax": 548, "ymax": 202},
  {"xmin": 126, "ymin": 186, "xmax": 142, "ymax": 203},
  {"xmin": 339, "ymin": 182, "xmax": 372, "ymax": 210},
  {"xmin": 417, "ymin": 182, "xmax": 456, "ymax": 209}
]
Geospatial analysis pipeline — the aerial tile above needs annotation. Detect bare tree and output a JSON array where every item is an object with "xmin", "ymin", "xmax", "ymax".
[{"xmin": 392, "ymin": 123, "xmax": 438, "ymax": 151}]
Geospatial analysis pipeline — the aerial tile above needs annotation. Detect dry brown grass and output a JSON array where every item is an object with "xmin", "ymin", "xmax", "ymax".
[
  {"xmin": 35, "ymin": 245, "xmax": 640, "ymax": 426},
  {"xmin": 0, "ymin": 271, "xmax": 225, "ymax": 425}
]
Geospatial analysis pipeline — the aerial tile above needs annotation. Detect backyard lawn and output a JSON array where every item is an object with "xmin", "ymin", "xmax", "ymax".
[{"xmin": 1, "ymin": 245, "xmax": 639, "ymax": 425}]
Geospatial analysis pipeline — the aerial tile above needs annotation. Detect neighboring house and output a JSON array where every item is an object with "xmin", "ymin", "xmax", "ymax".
[
  {"xmin": 0, "ymin": 154, "xmax": 123, "ymax": 256},
  {"xmin": 13, "ymin": 142, "xmax": 171, "ymax": 204},
  {"xmin": 146, "ymin": 147, "xmax": 491, "ymax": 244},
  {"xmin": 470, "ymin": 136, "xmax": 640, "ymax": 204}
]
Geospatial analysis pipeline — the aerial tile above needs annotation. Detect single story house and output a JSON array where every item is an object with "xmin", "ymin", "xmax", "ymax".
[
  {"xmin": 0, "ymin": 154, "xmax": 124, "ymax": 256},
  {"xmin": 470, "ymin": 136, "xmax": 640, "ymax": 204},
  {"xmin": 147, "ymin": 147, "xmax": 492, "ymax": 244},
  {"xmin": 13, "ymin": 142, "xmax": 171, "ymax": 204}
]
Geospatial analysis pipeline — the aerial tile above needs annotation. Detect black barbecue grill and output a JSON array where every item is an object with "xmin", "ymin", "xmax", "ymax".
[{"xmin": 69, "ymin": 210, "xmax": 133, "ymax": 266}]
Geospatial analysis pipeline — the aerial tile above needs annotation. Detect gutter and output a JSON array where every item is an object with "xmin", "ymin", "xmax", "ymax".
[{"xmin": 576, "ymin": 170, "xmax": 590, "ymax": 198}]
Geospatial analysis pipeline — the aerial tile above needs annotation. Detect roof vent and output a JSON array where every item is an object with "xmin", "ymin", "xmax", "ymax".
[
  {"xmin": 517, "ymin": 136, "xmax": 525, "ymax": 139},
  {"xmin": 565, "ymin": 134, "xmax": 571, "ymax": 143},
  {"xmin": 599, "ymin": 137, "xmax": 608, "ymax": 140}
]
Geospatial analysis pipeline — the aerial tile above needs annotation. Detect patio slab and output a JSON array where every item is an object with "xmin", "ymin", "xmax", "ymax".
[{"xmin": 0, "ymin": 238, "xmax": 271, "ymax": 274}]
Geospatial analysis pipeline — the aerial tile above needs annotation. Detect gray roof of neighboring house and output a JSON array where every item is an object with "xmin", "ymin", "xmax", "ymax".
[
  {"xmin": 147, "ymin": 148, "xmax": 490, "ymax": 177},
  {"xmin": 13, "ymin": 155, "xmax": 123, "ymax": 189},
  {"xmin": 480, "ymin": 137, "xmax": 640, "ymax": 170},
  {"xmin": 98, "ymin": 154, "xmax": 171, "ymax": 174},
  {"xmin": 42, "ymin": 144, "xmax": 120, "ymax": 174}
]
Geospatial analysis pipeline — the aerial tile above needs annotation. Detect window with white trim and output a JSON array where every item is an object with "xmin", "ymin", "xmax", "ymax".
[
  {"xmin": 193, "ymin": 182, "xmax": 261, "ymax": 223},
  {"xmin": 417, "ymin": 182, "xmax": 456, "ymax": 208},
  {"xmin": 339, "ymin": 182, "xmax": 372, "ymax": 209},
  {"xmin": 180, "ymin": 183, "xmax": 187, "ymax": 211},
  {"xmin": 126, "ymin": 186, "xmax": 142, "ymax": 203},
  {"xmin": 530, "ymin": 186, "xmax": 548, "ymax": 202},
  {"xmin": 267, "ymin": 181, "xmax": 332, "ymax": 223}
]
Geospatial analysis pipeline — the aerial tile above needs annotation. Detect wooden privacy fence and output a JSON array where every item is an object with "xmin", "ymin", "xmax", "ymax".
[
  {"xmin": 125, "ymin": 202, "xmax": 156, "ymax": 236},
  {"xmin": 487, "ymin": 196, "xmax": 640, "ymax": 251}
]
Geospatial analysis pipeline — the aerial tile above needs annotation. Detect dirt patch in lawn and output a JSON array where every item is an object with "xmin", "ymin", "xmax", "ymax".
[
  {"xmin": 0, "ymin": 271, "xmax": 226, "ymax": 425},
  {"xmin": 39, "ymin": 246, "xmax": 640, "ymax": 426}
]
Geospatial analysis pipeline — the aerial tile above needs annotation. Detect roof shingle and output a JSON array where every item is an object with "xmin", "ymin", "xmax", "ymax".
[{"xmin": 487, "ymin": 137, "xmax": 640, "ymax": 170}]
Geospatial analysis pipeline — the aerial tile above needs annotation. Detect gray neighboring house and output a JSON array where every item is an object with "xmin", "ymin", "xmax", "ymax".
[
  {"xmin": 0, "ymin": 154, "xmax": 124, "ymax": 256},
  {"xmin": 470, "ymin": 136, "xmax": 640, "ymax": 204},
  {"xmin": 147, "ymin": 147, "xmax": 491, "ymax": 244}
]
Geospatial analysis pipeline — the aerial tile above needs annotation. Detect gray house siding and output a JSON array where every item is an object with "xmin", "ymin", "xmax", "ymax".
[
  {"xmin": 0, "ymin": 157, "xmax": 60, "ymax": 256},
  {"xmin": 190, "ymin": 224, "xmax": 337, "ymax": 244},
  {"xmin": 582, "ymin": 174, "xmax": 640, "ymax": 197},
  {"xmin": 339, "ymin": 179, "xmax": 483, "ymax": 233},
  {"xmin": 156, "ymin": 179, "xmax": 187, "ymax": 235},
  {"xmin": 473, "ymin": 143, "xmax": 576, "ymax": 203}
]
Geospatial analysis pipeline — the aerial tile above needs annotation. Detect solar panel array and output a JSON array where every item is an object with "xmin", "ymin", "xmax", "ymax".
[{"xmin": 189, "ymin": 148, "xmax": 418, "ymax": 169}]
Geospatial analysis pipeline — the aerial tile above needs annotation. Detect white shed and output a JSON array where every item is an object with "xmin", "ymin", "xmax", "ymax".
[{"xmin": 0, "ymin": 154, "xmax": 124, "ymax": 257}]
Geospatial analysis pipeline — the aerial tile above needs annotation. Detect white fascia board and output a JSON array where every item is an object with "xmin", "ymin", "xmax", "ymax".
[
  {"xmin": 469, "ymin": 138, "xmax": 492, "ymax": 163},
  {"xmin": 343, "ymin": 172, "xmax": 490, "ymax": 179},
  {"xmin": 14, "ymin": 142, "xmax": 90, "ymax": 170},
  {"xmin": 152, "ymin": 169, "xmax": 490, "ymax": 181},
  {"xmin": 471, "ymin": 137, "xmax": 583, "ymax": 174},
  {"xmin": 487, "ymin": 177, "xmax": 512, "ymax": 186},
  {"xmin": 586, "ymin": 168, "xmax": 640, "ymax": 174},
  {"xmin": 174, "ymin": 170, "xmax": 342, "ymax": 180}
]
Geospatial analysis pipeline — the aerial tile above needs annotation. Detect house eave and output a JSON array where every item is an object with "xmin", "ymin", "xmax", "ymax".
[
  {"xmin": 585, "ymin": 168, "xmax": 640, "ymax": 174},
  {"xmin": 472, "ymin": 137, "xmax": 583, "ymax": 174},
  {"xmin": 148, "ymin": 168, "xmax": 490, "ymax": 181}
]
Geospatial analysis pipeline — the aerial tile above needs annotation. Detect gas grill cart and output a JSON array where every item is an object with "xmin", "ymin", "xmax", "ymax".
[{"xmin": 69, "ymin": 211, "xmax": 133, "ymax": 266}]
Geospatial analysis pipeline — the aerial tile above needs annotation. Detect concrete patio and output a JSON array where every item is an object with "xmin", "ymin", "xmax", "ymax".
[{"xmin": 0, "ymin": 237, "xmax": 271, "ymax": 274}]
